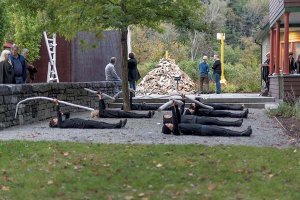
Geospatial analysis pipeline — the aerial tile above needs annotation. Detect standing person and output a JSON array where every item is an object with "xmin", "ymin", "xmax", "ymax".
[
  {"xmin": 294, "ymin": 54, "xmax": 300, "ymax": 74},
  {"xmin": 261, "ymin": 52, "xmax": 270, "ymax": 90},
  {"xmin": 0, "ymin": 50, "xmax": 14, "ymax": 84},
  {"xmin": 22, "ymin": 49, "xmax": 37, "ymax": 83},
  {"xmin": 289, "ymin": 52, "xmax": 295, "ymax": 74},
  {"xmin": 128, "ymin": 52, "xmax": 141, "ymax": 91},
  {"xmin": 10, "ymin": 44, "xmax": 26, "ymax": 84},
  {"xmin": 105, "ymin": 57, "xmax": 121, "ymax": 81},
  {"xmin": 199, "ymin": 56, "xmax": 210, "ymax": 94},
  {"xmin": 212, "ymin": 54, "xmax": 221, "ymax": 94}
]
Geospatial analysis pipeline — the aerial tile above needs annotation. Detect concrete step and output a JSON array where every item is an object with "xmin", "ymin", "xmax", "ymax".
[{"xmin": 108, "ymin": 102, "xmax": 269, "ymax": 109}]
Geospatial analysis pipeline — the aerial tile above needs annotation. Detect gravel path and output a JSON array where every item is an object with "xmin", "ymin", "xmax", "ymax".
[{"xmin": 0, "ymin": 109, "xmax": 296, "ymax": 148}]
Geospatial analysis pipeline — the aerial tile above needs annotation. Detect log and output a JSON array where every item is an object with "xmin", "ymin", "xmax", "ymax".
[{"xmin": 15, "ymin": 97, "xmax": 94, "ymax": 119}]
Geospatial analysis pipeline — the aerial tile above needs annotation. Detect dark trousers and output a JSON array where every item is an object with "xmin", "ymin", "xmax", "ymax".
[
  {"xmin": 101, "ymin": 110, "xmax": 150, "ymax": 118},
  {"xmin": 129, "ymin": 81, "xmax": 136, "ymax": 90},
  {"xmin": 180, "ymin": 124, "xmax": 250, "ymax": 137},
  {"xmin": 197, "ymin": 109, "xmax": 246, "ymax": 118},
  {"xmin": 206, "ymin": 103, "xmax": 244, "ymax": 111},
  {"xmin": 199, "ymin": 75, "xmax": 209, "ymax": 94},
  {"xmin": 194, "ymin": 117, "xmax": 242, "ymax": 127},
  {"xmin": 83, "ymin": 120, "xmax": 120, "ymax": 129},
  {"xmin": 131, "ymin": 104, "xmax": 160, "ymax": 110}
]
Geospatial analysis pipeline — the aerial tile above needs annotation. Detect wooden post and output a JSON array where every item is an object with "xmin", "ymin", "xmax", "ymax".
[
  {"xmin": 269, "ymin": 28, "xmax": 274, "ymax": 75},
  {"xmin": 275, "ymin": 20, "xmax": 281, "ymax": 74},
  {"xmin": 283, "ymin": 12, "xmax": 290, "ymax": 75}
]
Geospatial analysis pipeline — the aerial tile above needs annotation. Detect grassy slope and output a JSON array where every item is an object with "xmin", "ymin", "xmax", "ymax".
[{"xmin": 0, "ymin": 141, "xmax": 299, "ymax": 199}]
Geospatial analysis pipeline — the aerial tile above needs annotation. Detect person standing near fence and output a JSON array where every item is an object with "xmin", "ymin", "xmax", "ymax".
[
  {"xmin": 128, "ymin": 52, "xmax": 141, "ymax": 91},
  {"xmin": 199, "ymin": 56, "xmax": 210, "ymax": 94},
  {"xmin": 10, "ymin": 44, "xmax": 26, "ymax": 84}
]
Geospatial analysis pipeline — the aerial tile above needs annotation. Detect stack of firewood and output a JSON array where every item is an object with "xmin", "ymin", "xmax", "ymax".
[{"xmin": 136, "ymin": 58, "xmax": 196, "ymax": 95}]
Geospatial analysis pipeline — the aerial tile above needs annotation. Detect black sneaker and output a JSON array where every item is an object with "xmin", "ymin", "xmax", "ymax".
[
  {"xmin": 116, "ymin": 120, "xmax": 122, "ymax": 128},
  {"xmin": 241, "ymin": 126, "xmax": 252, "ymax": 136},
  {"xmin": 121, "ymin": 119, "xmax": 127, "ymax": 128},
  {"xmin": 147, "ymin": 111, "xmax": 152, "ymax": 118},
  {"xmin": 243, "ymin": 108, "xmax": 249, "ymax": 118},
  {"xmin": 235, "ymin": 119, "xmax": 243, "ymax": 127},
  {"xmin": 151, "ymin": 111, "xmax": 155, "ymax": 117}
]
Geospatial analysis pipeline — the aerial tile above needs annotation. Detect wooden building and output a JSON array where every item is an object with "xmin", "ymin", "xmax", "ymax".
[
  {"xmin": 255, "ymin": 0, "xmax": 300, "ymax": 98},
  {"xmin": 33, "ymin": 31, "xmax": 122, "ymax": 82}
]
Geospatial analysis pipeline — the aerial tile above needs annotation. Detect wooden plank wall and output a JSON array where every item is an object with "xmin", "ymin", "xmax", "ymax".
[
  {"xmin": 269, "ymin": 76, "xmax": 280, "ymax": 98},
  {"xmin": 283, "ymin": 76, "xmax": 300, "ymax": 97},
  {"xmin": 33, "ymin": 36, "xmax": 72, "ymax": 83},
  {"xmin": 71, "ymin": 31, "xmax": 122, "ymax": 82}
]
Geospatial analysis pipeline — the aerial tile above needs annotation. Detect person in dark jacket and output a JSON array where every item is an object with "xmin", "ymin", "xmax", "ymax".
[
  {"xmin": 49, "ymin": 100, "xmax": 127, "ymax": 129},
  {"xmin": 128, "ymin": 52, "xmax": 141, "ymax": 91},
  {"xmin": 10, "ymin": 44, "xmax": 27, "ymax": 84},
  {"xmin": 163, "ymin": 103, "xmax": 243, "ymax": 127},
  {"xmin": 199, "ymin": 56, "xmax": 210, "ymax": 94},
  {"xmin": 91, "ymin": 93, "xmax": 155, "ymax": 118},
  {"xmin": 161, "ymin": 102, "xmax": 252, "ymax": 136},
  {"xmin": 289, "ymin": 52, "xmax": 295, "ymax": 74},
  {"xmin": 0, "ymin": 50, "xmax": 15, "ymax": 84},
  {"xmin": 22, "ymin": 49, "xmax": 37, "ymax": 83},
  {"xmin": 294, "ymin": 54, "xmax": 300, "ymax": 74},
  {"xmin": 212, "ymin": 54, "xmax": 221, "ymax": 94}
]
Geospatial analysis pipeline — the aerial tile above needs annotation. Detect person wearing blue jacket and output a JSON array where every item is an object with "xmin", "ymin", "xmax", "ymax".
[
  {"xmin": 199, "ymin": 56, "xmax": 210, "ymax": 94},
  {"xmin": 10, "ymin": 44, "xmax": 27, "ymax": 84}
]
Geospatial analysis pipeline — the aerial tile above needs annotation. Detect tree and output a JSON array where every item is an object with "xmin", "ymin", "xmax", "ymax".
[{"xmin": 8, "ymin": 0, "xmax": 205, "ymax": 110}]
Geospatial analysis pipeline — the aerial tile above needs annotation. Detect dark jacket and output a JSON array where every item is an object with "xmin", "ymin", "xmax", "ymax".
[
  {"xmin": 212, "ymin": 60, "xmax": 221, "ymax": 75},
  {"xmin": 295, "ymin": 60, "xmax": 300, "ymax": 74},
  {"xmin": 56, "ymin": 105, "xmax": 87, "ymax": 128},
  {"xmin": 10, "ymin": 54, "xmax": 27, "ymax": 81},
  {"xmin": 128, "ymin": 58, "xmax": 141, "ymax": 81},
  {"xmin": 0, "ymin": 60, "xmax": 15, "ymax": 84},
  {"xmin": 289, "ymin": 57, "xmax": 295, "ymax": 73}
]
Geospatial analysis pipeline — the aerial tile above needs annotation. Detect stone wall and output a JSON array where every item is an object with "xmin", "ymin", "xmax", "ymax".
[{"xmin": 0, "ymin": 81, "xmax": 122, "ymax": 129}]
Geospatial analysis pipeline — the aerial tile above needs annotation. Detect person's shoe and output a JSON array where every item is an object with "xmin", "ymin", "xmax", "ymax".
[
  {"xmin": 234, "ymin": 119, "xmax": 243, "ymax": 127},
  {"xmin": 243, "ymin": 108, "xmax": 249, "ymax": 118},
  {"xmin": 121, "ymin": 119, "xmax": 127, "ymax": 128},
  {"xmin": 147, "ymin": 111, "xmax": 152, "ymax": 118},
  {"xmin": 151, "ymin": 111, "xmax": 155, "ymax": 117},
  {"xmin": 241, "ymin": 126, "xmax": 252, "ymax": 136},
  {"xmin": 116, "ymin": 120, "xmax": 122, "ymax": 128}
]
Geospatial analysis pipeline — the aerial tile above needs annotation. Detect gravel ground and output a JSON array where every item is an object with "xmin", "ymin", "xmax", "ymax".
[{"xmin": 0, "ymin": 109, "xmax": 297, "ymax": 148}]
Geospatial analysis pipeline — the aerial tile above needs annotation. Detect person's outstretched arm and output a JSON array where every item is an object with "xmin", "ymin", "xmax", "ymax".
[
  {"xmin": 172, "ymin": 103, "xmax": 180, "ymax": 135},
  {"xmin": 97, "ymin": 93, "xmax": 106, "ymax": 116},
  {"xmin": 54, "ymin": 99, "xmax": 63, "ymax": 127}
]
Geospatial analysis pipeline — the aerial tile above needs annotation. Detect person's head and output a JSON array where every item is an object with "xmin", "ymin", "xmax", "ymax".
[
  {"xmin": 91, "ymin": 110, "xmax": 99, "ymax": 118},
  {"xmin": 203, "ymin": 55, "xmax": 208, "ymax": 62},
  {"xmin": 110, "ymin": 57, "xmax": 116, "ymax": 64},
  {"xmin": 0, "ymin": 50, "xmax": 11, "ymax": 62},
  {"xmin": 163, "ymin": 114, "xmax": 172, "ymax": 124},
  {"xmin": 11, "ymin": 44, "xmax": 19, "ymax": 56},
  {"xmin": 289, "ymin": 52, "xmax": 293, "ymax": 59},
  {"xmin": 129, "ymin": 52, "xmax": 135, "ymax": 59},
  {"xmin": 22, "ymin": 48, "xmax": 29, "ymax": 58},
  {"xmin": 49, "ymin": 118, "xmax": 58, "ymax": 128},
  {"xmin": 266, "ymin": 52, "xmax": 270, "ymax": 59},
  {"xmin": 213, "ymin": 54, "xmax": 219, "ymax": 60},
  {"xmin": 162, "ymin": 123, "xmax": 173, "ymax": 134}
]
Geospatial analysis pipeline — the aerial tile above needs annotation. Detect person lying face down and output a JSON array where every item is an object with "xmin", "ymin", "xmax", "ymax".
[
  {"xmin": 163, "ymin": 104, "xmax": 243, "ymax": 127},
  {"xmin": 162, "ymin": 101, "xmax": 252, "ymax": 137},
  {"xmin": 90, "ymin": 92, "xmax": 155, "ymax": 118},
  {"xmin": 49, "ymin": 99, "xmax": 127, "ymax": 129},
  {"xmin": 185, "ymin": 102, "xmax": 248, "ymax": 118}
]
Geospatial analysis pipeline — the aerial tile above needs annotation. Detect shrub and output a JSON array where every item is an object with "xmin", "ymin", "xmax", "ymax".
[{"xmin": 267, "ymin": 102, "xmax": 296, "ymax": 118}]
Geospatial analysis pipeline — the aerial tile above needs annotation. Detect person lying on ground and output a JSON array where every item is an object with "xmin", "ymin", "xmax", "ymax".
[
  {"xmin": 163, "ymin": 104, "xmax": 243, "ymax": 127},
  {"xmin": 161, "ymin": 101, "xmax": 252, "ymax": 137},
  {"xmin": 49, "ymin": 99, "xmax": 127, "ymax": 129},
  {"xmin": 91, "ymin": 93, "xmax": 155, "ymax": 118},
  {"xmin": 184, "ymin": 99, "xmax": 248, "ymax": 118}
]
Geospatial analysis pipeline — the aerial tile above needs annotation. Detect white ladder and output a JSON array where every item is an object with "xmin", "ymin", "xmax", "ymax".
[{"xmin": 43, "ymin": 31, "xmax": 59, "ymax": 83}]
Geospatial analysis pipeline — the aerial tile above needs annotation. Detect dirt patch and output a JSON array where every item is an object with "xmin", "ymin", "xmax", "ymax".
[{"xmin": 278, "ymin": 117, "xmax": 300, "ymax": 143}]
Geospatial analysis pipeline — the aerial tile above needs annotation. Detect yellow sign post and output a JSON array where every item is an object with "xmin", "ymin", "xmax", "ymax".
[{"xmin": 217, "ymin": 33, "xmax": 226, "ymax": 84}]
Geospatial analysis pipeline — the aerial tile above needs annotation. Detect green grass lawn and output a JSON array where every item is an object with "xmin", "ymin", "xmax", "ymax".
[{"xmin": 0, "ymin": 142, "xmax": 299, "ymax": 200}]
